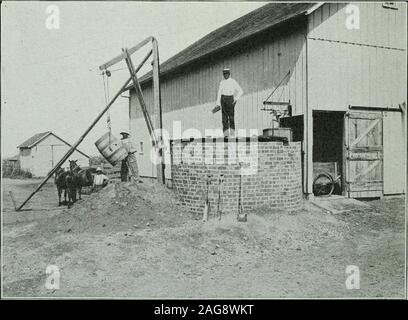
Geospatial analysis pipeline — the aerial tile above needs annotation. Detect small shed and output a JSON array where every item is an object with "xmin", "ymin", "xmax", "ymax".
[
  {"xmin": 17, "ymin": 131, "xmax": 90, "ymax": 177},
  {"xmin": 2, "ymin": 155, "xmax": 20, "ymax": 176}
]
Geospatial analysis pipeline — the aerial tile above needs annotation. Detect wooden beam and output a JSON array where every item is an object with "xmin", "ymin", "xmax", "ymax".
[
  {"xmin": 152, "ymin": 38, "xmax": 165, "ymax": 184},
  {"xmin": 304, "ymin": 30, "xmax": 313, "ymax": 198},
  {"xmin": 263, "ymin": 101, "xmax": 291, "ymax": 106},
  {"xmin": 349, "ymin": 105, "xmax": 402, "ymax": 113},
  {"xmin": 15, "ymin": 47, "xmax": 154, "ymax": 211},
  {"xmin": 16, "ymin": 76, "xmax": 133, "ymax": 211},
  {"xmin": 350, "ymin": 118, "xmax": 380, "ymax": 148},
  {"xmin": 123, "ymin": 48, "xmax": 158, "ymax": 147},
  {"xmin": 99, "ymin": 36, "xmax": 153, "ymax": 70},
  {"xmin": 352, "ymin": 160, "xmax": 381, "ymax": 182}
]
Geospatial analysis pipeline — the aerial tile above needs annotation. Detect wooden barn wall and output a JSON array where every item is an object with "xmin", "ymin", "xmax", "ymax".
[
  {"xmin": 130, "ymin": 26, "xmax": 307, "ymax": 177},
  {"xmin": 307, "ymin": 2, "xmax": 406, "ymax": 110},
  {"xmin": 307, "ymin": 2, "xmax": 407, "ymax": 195}
]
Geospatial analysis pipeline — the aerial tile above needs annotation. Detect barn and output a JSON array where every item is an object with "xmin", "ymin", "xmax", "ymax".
[
  {"xmin": 127, "ymin": 2, "xmax": 406, "ymax": 199},
  {"xmin": 17, "ymin": 131, "xmax": 90, "ymax": 177}
]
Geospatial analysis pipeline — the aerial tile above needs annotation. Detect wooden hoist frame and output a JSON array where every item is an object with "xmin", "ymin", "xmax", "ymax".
[{"xmin": 14, "ymin": 37, "xmax": 165, "ymax": 211}]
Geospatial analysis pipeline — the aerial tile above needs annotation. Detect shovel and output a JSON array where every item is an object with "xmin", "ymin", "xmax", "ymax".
[
  {"xmin": 216, "ymin": 174, "xmax": 224, "ymax": 221},
  {"xmin": 237, "ymin": 163, "xmax": 247, "ymax": 222},
  {"xmin": 202, "ymin": 174, "xmax": 212, "ymax": 222}
]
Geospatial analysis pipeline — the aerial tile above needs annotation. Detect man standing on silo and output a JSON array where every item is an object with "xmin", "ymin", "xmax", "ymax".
[{"xmin": 214, "ymin": 68, "xmax": 243, "ymax": 137}]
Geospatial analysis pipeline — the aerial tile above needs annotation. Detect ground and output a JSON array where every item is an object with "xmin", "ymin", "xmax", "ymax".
[{"xmin": 2, "ymin": 178, "xmax": 406, "ymax": 298}]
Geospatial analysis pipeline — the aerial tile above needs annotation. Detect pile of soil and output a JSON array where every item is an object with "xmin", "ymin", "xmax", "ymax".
[{"xmin": 35, "ymin": 181, "xmax": 190, "ymax": 235}]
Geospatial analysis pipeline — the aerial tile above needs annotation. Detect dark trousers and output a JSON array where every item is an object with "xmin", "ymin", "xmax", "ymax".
[
  {"xmin": 121, "ymin": 157, "xmax": 129, "ymax": 182},
  {"xmin": 121, "ymin": 153, "xmax": 139, "ymax": 182},
  {"xmin": 221, "ymin": 95, "xmax": 236, "ymax": 134}
]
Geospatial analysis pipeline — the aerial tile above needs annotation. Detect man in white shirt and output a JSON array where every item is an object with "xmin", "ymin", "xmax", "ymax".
[
  {"xmin": 93, "ymin": 167, "xmax": 109, "ymax": 192},
  {"xmin": 215, "ymin": 68, "xmax": 243, "ymax": 137},
  {"xmin": 120, "ymin": 132, "xmax": 140, "ymax": 182}
]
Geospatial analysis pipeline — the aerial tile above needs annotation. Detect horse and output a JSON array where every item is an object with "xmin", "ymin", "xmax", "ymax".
[
  {"xmin": 68, "ymin": 160, "xmax": 94, "ymax": 201},
  {"xmin": 54, "ymin": 167, "xmax": 69, "ymax": 206},
  {"xmin": 65, "ymin": 171, "xmax": 77, "ymax": 208}
]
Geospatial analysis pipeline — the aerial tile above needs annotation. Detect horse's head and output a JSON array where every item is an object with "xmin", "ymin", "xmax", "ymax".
[{"xmin": 69, "ymin": 160, "xmax": 80, "ymax": 173}]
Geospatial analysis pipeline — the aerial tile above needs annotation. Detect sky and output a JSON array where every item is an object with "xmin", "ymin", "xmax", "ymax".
[{"xmin": 1, "ymin": 1, "xmax": 265, "ymax": 158}]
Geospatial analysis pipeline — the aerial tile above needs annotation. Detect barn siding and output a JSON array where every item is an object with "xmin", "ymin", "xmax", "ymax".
[
  {"xmin": 307, "ymin": 2, "xmax": 406, "ymax": 111},
  {"xmin": 308, "ymin": 2, "xmax": 406, "ymax": 50}
]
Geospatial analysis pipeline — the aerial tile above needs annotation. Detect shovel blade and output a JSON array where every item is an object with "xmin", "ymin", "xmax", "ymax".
[
  {"xmin": 203, "ymin": 203, "xmax": 209, "ymax": 221},
  {"xmin": 237, "ymin": 213, "xmax": 247, "ymax": 222}
]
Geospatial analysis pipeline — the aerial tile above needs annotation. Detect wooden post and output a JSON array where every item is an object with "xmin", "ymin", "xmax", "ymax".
[
  {"xmin": 99, "ymin": 36, "xmax": 153, "ymax": 71},
  {"xmin": 304, "ymin": 29, "xmax": 314, "ymax": 199},
  {"xmin": 152, "ymin": 38, "xmax": 165, "ymax": 184},
  {"xmin": 123, "ymin": 49, "xmax": 158, "ymax": 146}
]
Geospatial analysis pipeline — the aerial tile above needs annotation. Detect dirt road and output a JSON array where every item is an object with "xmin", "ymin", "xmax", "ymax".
[{"xmin": 2, "ymin": 178, "xmax": 405, "ymax": 298}]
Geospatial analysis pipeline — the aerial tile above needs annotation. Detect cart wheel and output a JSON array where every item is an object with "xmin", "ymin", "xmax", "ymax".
[{"xmin": 313, "ymin": 172, "xmax": 335, "ymax": 197}]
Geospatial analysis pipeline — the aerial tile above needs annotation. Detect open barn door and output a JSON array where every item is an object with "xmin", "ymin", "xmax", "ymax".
[{"xmin": 344, "ymin": 111, "xmax": 383, "ymax": 198}]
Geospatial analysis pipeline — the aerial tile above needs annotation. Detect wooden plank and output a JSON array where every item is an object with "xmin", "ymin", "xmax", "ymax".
[
  {"xmin": 350, "ymin": 118, "xmax": 381, "ymax": 148},
  {"xmin": 152, "ymin": 38, "xmax": 165, "ymax": 184},
  {"xmin": 124, "ymin": 49, "xmax": 158, "ymax": 147},
  {"xmin": 99, "ymin": 36, "xmax": 153, "ymax": 70},
  {"xmin": 350, "ymin": 146, "xmax": 383, "ymax": 152},
  {"xmin": 348, "ymin": 190, "xmax": 382, "ymax": 198},
  {"xmin": 347, "ymin": 112, "xmax": 383, "ymax": 120},
  {"xmin": 263, "ymin": 101, "xmax": 291, "ymax": 106},
  {"xmin": 304, "ymin": 35, "xmax": 313, "ymax": 197},
  {"xmin": 350, "ymin": 158, "xmax": 381, "ymax": 181}
]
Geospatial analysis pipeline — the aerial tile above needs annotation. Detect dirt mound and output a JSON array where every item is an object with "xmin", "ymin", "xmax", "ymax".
[{"xmin": 35, "ymin": 181, "xmax": 190, "ymax": 235}]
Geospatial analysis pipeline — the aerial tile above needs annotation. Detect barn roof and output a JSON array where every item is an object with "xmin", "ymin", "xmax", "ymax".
[
  {"xmin": 127, "ymin": 2, "xmax": 317, "ymax": 89},
  {"xmin": 17, "ymin": 131, "xmax": 90, "ymax": 158}
]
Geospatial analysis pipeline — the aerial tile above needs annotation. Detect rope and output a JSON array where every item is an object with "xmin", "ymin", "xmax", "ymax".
[
  {"xmin": 102, "ymin": 71, "xmax": 112, "ymax": 146},
  {"xmin": 264, "ymin": 70, "xmax": 290, "ymax": 102}
]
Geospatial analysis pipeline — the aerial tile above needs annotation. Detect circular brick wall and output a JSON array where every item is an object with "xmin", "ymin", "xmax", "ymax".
[{"xmin": 170, "ymin": 138, "xmax": 303, "ymax": 216}]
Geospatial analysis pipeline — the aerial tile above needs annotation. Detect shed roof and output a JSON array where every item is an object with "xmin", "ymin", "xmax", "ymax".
[
  {"xmin": 17, "ymin": 131, "xmax": 90, "ymax": 158},
  {"xmin": 17, "ymin": 131, "xmax": 52, "ymax": 148},
  {"xmin": 130, "ymin": 2, "xmax": 316, "ymax": 88}
]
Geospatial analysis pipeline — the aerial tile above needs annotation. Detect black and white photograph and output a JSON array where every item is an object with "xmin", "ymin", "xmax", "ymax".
[{"xmin": 1, "ymin": 1, "xmax": 407, "ymax": 303}]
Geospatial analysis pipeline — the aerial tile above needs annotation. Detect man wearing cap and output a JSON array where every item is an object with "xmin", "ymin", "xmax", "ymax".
[
  {"xmin": 93, "ymin": 167, "xmax": 109, "ymax": 192},
  {"xmin": 120, "ymin": 131, "xmax": 140, "ymax": 182},
  {"xmin": 215, "ymin": 68, "xmax": 243, "ymax": 137}
]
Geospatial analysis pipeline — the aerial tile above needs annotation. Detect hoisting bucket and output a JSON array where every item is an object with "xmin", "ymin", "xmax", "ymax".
[{"xmin": 95, "ymin": 132, "xmax": 128, "ymax": 166}]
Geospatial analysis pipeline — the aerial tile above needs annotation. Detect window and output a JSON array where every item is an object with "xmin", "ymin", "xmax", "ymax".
[
  {"xmin": 139, "ymin": 142, "xmax": 144, "ymax": 154},
  {"xmin": 382, "ymin": 2, "xmax": 398, "ymax": 10}
]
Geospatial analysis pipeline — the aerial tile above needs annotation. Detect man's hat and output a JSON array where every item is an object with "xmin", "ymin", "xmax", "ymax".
[
  {"xmin": 96, "ymin": 167, "xmax": 102, "ymax": 172},
  {"xmin": 222, "ymin": 68, "xmax": 231, "ymax": 73},
  {"xmin": 120, "ymin": 131, "xmax": 129, "ymax": 136}
]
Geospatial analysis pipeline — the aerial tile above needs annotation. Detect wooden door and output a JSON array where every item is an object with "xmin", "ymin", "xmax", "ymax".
[{"xmin": 345, "ymin": 111, "xmax": 383, "ymax": 198}]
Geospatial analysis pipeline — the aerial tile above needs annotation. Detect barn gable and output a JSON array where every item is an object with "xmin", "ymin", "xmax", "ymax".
[
  {"xmin": 18, "ymin": 132, "xmax": 90, "ymax": 177},
  {"xmin": 17, "ymin": 132, "xmax": 90, "ymax": 158}
]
